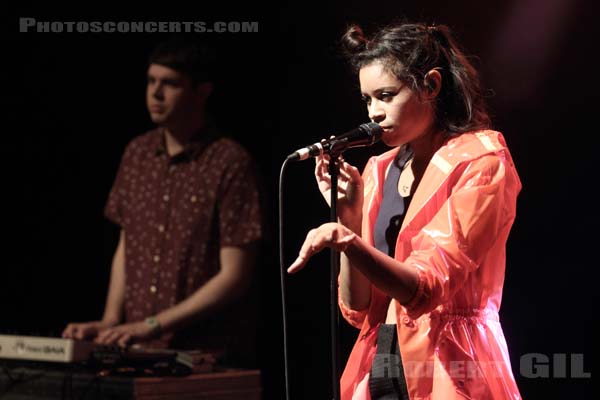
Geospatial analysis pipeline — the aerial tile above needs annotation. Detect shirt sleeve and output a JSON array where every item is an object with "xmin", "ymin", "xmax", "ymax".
[
  {"xmin": 217, "ymin": 148, "xmax": 263, "ymax": 247},
  {"xmin": 402, "ymin": 153, "xmax": 519, "ymax": 319},
  {"xmin": 104, "ymin": 141, "xmax": 135, "ymax": 228}
]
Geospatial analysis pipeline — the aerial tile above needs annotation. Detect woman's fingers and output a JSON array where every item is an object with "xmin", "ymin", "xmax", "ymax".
[
  {"xmin": 316, "ymin": 165, "xmax": 332, "ymax": 185},
  {"xmin": 317, "ymin": 158, "xmax": 355, "ymax": 185},
  {"xmin": 288, "ymin": 224, "xmax": 357, "ymax": 274},
  {"xmin": 343, "ymin": 162, "xmax": 362, "ymax": 185},
  {"xmin": 288, "ymin": 229, "xmax": 320, "ymax": 274}
]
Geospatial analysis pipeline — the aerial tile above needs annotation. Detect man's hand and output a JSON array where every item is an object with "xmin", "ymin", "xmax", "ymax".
[
  {"xmin": 94, "ymin": 321, "xmax": 156, "ymax": 347},
  {"xmin": 62, "ymin": 320, "xmax": 115, "ymax": 340}
]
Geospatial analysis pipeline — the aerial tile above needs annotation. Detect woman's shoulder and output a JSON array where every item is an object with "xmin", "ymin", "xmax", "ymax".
[
  {"xmin": 439, "ymin": 129, "xmax": 514, "ymax": 166},
  {"xmin": 443, "ymin": 130, "xmax": 521, "ymax": 189},
  {"xmin": 445, "ymin": 129, "xmax": 508, "ymax": 152}
]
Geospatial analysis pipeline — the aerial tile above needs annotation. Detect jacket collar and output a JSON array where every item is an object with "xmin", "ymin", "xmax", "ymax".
[{"xmin": 364, "ymin": 130, "xmax": 514, "ymax": 247}]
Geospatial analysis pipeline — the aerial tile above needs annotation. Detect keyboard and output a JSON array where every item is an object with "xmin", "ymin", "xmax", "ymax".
[{"xmin": 0, "ymin": 334, "xmax": 94, "ymax": 363}]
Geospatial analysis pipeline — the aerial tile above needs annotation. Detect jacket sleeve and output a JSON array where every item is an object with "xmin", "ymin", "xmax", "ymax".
[
  {"xmin": 338, "ymin": 156, "xmax": 377, "ymax": 329},
  {"xmin": 402, "ymin": 153, "xmax": 518, "ymax": 319},
  {"xmin": 338, "ymin": 290, "xmax": 369, "ymax": 329}
]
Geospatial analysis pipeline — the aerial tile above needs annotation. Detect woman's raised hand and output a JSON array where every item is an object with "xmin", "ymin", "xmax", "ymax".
[{"xmin": 315, "ymin": 154, "xmax": 364, "ymax": 231}]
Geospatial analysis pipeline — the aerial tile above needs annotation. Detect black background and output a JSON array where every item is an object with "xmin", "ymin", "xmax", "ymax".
[{"xmin": 1, "ymin": 1, "xmax": 596, "ymax": 399}]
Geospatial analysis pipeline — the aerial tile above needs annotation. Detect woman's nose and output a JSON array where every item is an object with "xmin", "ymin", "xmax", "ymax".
[{"xmin": 368, "ymin": 101, "xmax": 385, "ymax": 123}]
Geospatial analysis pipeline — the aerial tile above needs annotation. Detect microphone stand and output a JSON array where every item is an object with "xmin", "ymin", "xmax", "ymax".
[
  {"xmin": 328, "ymin": 148, "xmax": 342, "ymax": 400},
  {"xmin": 284, "ymin": 126, "xmax": 380, "ymax": 399}
]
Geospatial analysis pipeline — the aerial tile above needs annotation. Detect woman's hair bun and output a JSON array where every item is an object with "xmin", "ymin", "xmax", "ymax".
[{"xmin": 341, "ymin": 24, "xmax": 368, "ymax": 55}]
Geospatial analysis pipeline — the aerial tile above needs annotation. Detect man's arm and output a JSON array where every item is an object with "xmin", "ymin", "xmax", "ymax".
[
  {"xmin": 62, "ymin": 230, "xmax": 126, "ymax": 339},
  {"xmin": 101, "ymin": 230, "xmax": 126, "ymax": 326},
  {"xmin": 94, "ymin": 243, "xmax": 258, "ymax": 346},
  {"xmin": 155, "ymin": 244, "xmax": 257, "ymax": 333}
]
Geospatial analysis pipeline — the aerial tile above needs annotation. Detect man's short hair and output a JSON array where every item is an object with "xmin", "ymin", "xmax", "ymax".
[{"xmin": 148, "ymin": 37, "xmax": 217, "ymax": 85}]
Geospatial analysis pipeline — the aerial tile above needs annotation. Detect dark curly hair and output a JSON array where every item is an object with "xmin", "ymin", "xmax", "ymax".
[{"xmin": 342, "ymin": 23, "xmax": 490, "ymax": 134}]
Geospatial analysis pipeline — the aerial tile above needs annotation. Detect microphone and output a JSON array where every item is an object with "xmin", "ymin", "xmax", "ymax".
[{"xmin": 286, "ymin": 122, "xmax": 382, "ymax": 161}]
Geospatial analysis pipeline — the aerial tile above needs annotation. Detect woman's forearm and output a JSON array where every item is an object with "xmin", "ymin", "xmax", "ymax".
[{"xmin": 343, "ymin": 234, "xmax": 418, "ymax": 305}]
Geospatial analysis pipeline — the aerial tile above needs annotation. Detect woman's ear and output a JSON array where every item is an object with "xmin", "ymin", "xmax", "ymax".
[{"xmin": 423, "ymin": 69, "xmax": 442, "ymax": 100}]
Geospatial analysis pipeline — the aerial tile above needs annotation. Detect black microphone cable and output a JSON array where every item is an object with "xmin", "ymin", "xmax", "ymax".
[
  {"xmin": 278, "ymin": 123, "xmax": 381, "ymax": 399},
  {"xmin": 278, "ymin": 157, "xmax": 292, "ymax": 400}
]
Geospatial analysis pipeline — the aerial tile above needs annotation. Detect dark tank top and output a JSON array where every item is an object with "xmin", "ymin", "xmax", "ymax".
[{"xmin": 369, "ymin": 147, "xmax": 413, "ymax": 400}]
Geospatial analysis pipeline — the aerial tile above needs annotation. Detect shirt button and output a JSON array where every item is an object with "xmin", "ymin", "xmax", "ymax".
[
  {"xmin": 150, "ymin": 285, "xmax": 157, "ymax": 294},
  {"xmin": 163, "ymin": 194, "xmax": 170, "ymax": 202},
  {"xmin": 153, "ymin": 255, "xmax": 160, "ymax": 263},
  {"xmin": 158, "ymin": 225, "xmax": 165, "ymax": 232}
]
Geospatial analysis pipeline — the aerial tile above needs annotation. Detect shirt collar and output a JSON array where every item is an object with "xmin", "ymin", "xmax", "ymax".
[{"xmin": 153, "ymin": 121, "xmax": 219, "ymax": 160}]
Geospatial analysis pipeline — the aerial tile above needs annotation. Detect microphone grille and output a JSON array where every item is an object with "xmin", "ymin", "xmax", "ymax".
[{"xmin": 360, "ymin": 122, "xmax": 383, "ymax": 139}]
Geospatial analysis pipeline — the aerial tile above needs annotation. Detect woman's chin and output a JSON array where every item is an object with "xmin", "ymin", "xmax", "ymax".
[{"xmin": 381, "ymin": 132, "xmax": 404, "ymax": 147}]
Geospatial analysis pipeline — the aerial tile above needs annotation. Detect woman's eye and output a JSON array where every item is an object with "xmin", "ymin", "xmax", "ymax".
[
  {"xmin": 361, "ymin": 96, "xmax": 371, "ymax": 105},
  {"xmin": 380, "ymin": 92, "xmax": 394, "ymax": 101}
]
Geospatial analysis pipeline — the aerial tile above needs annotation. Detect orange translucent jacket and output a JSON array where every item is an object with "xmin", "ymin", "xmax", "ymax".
[{"xmin": 339, "ymin": 130, "xmax": 522, "ymax": 399}]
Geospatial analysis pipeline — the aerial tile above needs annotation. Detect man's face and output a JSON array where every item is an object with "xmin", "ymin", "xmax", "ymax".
[{"xmin": 146, "ymin": 64, "xmax": 199, "ymax": 126}]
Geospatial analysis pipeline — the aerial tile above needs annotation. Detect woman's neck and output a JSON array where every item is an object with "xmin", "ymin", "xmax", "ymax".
[{"xmin": 408, "ymin": 129, "xmax": 447, "ymax": 176}]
